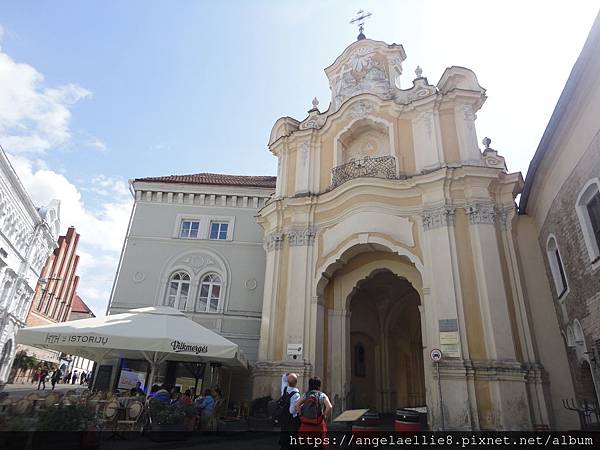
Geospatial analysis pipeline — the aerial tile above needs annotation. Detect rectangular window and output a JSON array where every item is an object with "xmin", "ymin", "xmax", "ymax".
[
  {"xmin": 587, "ymin": 193, "xmax": 600, "ymax": 251},
  {"xmin": 209, "ymin": 222, "xmax": 229, "ymax": 240},
  {"xmin": 180, "ymin": 220, "xmax": 200, "ymax": 239}
]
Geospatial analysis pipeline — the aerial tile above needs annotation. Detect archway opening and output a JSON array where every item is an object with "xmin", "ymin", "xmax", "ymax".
[
  {"xmin": 578, "ymin": 360, "xmax": 599, "ymax": 404},
  {"xmin": 348, "ymin": 269, "xmax": 425, "ymax": 412}
]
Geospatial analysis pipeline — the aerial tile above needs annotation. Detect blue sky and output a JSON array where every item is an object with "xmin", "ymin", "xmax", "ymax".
[{"xmin": 0, "ymin": 0, "xmax": 598, "ymax": 315}]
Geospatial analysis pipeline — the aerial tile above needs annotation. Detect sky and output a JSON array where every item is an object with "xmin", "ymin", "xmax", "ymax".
[{"xmin": 0, "ymin": 0, "xmax": 598, "ymax": 316}]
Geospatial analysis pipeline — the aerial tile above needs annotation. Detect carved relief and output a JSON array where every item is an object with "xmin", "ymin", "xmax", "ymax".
[
  {"xmin": 331, "ymin": 48, "xmax": 392, "ymax": 109},
  {"xmin": 349, "ymin": 100, "xmax": 377, "ymax": 119},
  {"xmin": 300, "ymin": 115, "xmax": 326, "ymax": 130},
  {"xmin": 174, "ymin": 254, "xmax": 219, "ymax": 275},
  {"xmin": 244, "ymin": 279, "xmax": 258, "ymax": 290},
  {"xmin": 264, "ymin": 232, "xmax": 284, "ymax": 252},
  {"xmin": 287, "ymin": 228, "xmax": 316, "ymax": 246},
  {"xmin": 421, "ymin": 206, "xmax": 456, "ymax": 230},
  {"xmin": 466, "ymin": 204, "xmax": 496, "ymax": 225},
  {"xmin": 133, "ymin": 271, "xmax": 146, "ymax": 283}
]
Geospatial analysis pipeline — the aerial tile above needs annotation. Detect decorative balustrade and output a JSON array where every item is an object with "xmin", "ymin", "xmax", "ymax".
[{"xmin": 331, "ymin": 155, "xmax": 398, "ymax": 188}]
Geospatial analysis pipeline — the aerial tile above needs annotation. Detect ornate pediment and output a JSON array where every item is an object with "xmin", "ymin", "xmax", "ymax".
[{"xmin": 325, "ymin": 39, "xmax": 406, "ymax": 111}]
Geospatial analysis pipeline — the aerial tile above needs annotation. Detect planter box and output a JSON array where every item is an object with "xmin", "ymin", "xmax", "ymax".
[
  {"xmin": 247, "ymin": 416, "xmax": 275, "ymax": 431},
  {"xmin": 148, "ymin": 423, "xmax": 189, "ymax": 441}
]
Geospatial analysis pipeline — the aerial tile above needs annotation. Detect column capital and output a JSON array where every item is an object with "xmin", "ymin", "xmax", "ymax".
[
  {"xmin": 496, "ymin": 206, "xmax": 516, "ymax": 230},
  {"xmin": 421, "ymin": 206, "xmax": 455, "ymax": 230},
  {"xmin": 466, "ymin": 203, "xmax": 496, "ymax": 225},
  {"xmin": 264, "ymin": 231, "xmax": 284, "ymax": 252},
  {"xmin": 287, "ymin": 227, "xmax": 316, "ymax": 247}
]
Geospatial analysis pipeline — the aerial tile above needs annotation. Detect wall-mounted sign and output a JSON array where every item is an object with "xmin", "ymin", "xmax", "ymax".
[
  {"xmin": 438, "ymin": 319, "xmax": 460, "ymax": 358},
  {"xmin": 287, "ymin": 343, "xmax": 303, "ymax": 356},
  {"xmin": 430, "ymin": 348, "xmax": 442, "ymax": 362}
]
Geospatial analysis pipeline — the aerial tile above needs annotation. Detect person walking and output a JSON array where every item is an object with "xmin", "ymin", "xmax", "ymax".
[
  {"xmin": 63, "ymin": 371, "xmax": 71, "ymax": 384},
  {"xmin": 37, "ymin": 366, "xmax": 49, "ymax": 390},
  {"xmin": 279, "ymin": 373, "xmax": 301, "ymax": 450},
  {"xmin": 295, "ymin": 376, "xmax": 333, "ymax": 450},
  {"xmin": 71, "ymin": 370, "xmax": 78, "ymax": 384},
  {"xmin": 50, "ymin": 368, "xmax": 62, "ymax": 390}
]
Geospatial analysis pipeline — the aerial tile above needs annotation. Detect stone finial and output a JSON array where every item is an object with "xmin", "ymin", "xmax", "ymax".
[
  {"xmin": 415, "ymin": 66, "xmax": 423, "ymax": 78},
  {"xmin": 312, "ymin": 97, "xmax": 319, "ymax": 109},
  {"xmin": 482, "ymin": 137, "xmax": 492, "ymax": 149}
]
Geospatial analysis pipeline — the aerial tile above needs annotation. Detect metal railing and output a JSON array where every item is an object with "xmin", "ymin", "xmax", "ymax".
[{"xmin": 331, "ymin": 155, "xmax": 398, "ymax": 188}]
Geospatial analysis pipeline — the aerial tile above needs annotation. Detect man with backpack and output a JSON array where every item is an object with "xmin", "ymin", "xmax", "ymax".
[
  {"xmin": 295, "ymin": 376, "xmax": 333, "ymax": 449},
  {"xmin": 277, "ymin": 373, "xmax": 300, "ymax": 450}
]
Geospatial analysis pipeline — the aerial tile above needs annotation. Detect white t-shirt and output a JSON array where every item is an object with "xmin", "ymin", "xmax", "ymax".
[{"xmin": 281, "ymin": 374, "xmax": 300, "ymax": 418}]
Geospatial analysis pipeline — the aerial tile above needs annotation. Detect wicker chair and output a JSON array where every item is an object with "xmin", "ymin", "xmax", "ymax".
[
  {"xmin": 44, "ymin": 392, "xmax": 60, "ymax": 408},
  {"xmin": 99, "ymin": 400, "xmax": 120, "ymax": 430},
  {"xmin": 14, "ymin": 399, "xmax": 33, "ymax": 416},
  {"xmin": 0, "ymin": 395, "xmax": 11, "ymax": 417},
  {"xmin": 116, "ymin": 400, "xmax": 144, "ymax": 432}
]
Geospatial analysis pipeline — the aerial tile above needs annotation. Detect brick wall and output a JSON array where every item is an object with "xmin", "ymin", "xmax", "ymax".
[{"xmin": 538, "ymin": 131, "xmax": 600, "ymax": 400}]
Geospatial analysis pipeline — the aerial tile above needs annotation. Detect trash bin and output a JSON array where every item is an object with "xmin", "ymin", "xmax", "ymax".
[
  {"xmin": 394, "ymin": 409, "xmax": 421, "ymax": 432},
  {"xmin": 352, "ymin": 410, "xmax": 381, "ymax": 437}
]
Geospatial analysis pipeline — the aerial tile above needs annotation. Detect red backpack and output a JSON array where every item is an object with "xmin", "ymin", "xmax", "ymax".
[{"xmin": 300, "ymin": 390, "xmax": 323, "ymax": 425}]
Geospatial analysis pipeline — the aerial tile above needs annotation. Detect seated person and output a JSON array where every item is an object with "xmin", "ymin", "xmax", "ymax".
[
  {"xmin": 153, "ymin": 384, "xmax": 172, "ymax": 404},
  {"xmin": 195, "ymin": 389, "xmax": 215, "ymax": 429},
  {"xmin": 130, "ymin": 381, "xmax": 145, "ymax": 396},
  {"xmin": 180, "ymin": 389, "xmax": 193, "ymax": 406}
]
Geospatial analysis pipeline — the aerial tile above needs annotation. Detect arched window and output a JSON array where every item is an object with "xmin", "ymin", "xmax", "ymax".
[
  {"xmin": 546, "ymin": 236, "xmax": 568, "ymax": 298},
  {"xmin": 354, "ymin": 342, "xmax": 366, "ymax": 377},
  {"xmin": 573, "ymin": 320, "xmax": 585, "ymax": 345},
  {"xmin": 165, "ymin": 271, "xmax": 190, "ymax": 310},
  {"xmin": 566, "ymin": 326, "xmax": 575, "ymax": 347},
  {"xmin": 0, "ymin": 339, "xmax": 12, "ymax": 372},
  {"xmin": 196, "ymin": 273, "xmax": 222, "ymax": 313},
  {"xmin": 576, "ymin": 178, "xmax": 600, "ymax": 262}
]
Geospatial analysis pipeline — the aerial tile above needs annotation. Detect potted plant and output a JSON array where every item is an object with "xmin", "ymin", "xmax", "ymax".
[
  {"xmin": 248, "ymin": 396, "xmax": 273, "ymax": 430},
  {"xmin": 148, "ymin": 401, "xmax": 190, "ymax": 440},
  {"xmin": 36, "ymin": 403, "xmax": 100, "ymax": 449}
]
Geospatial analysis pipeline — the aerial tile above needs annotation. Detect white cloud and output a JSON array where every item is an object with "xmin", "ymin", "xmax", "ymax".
[
  {"xmin": 86, "ymin": 137, "xmax": 107, "ymax": 152},
  {"xmin": 11, "ymin": 155, "xmax": 132, "ymax": 253},
  {"xmin": 0, "ymin": 47, "xmax": 91, "ymax": 154},
  {"xmin": 0, "ymin": 39, "xmax": 130, "ymax": 316},
  {"xmin": 10, "ymin": 155, "xmax": 132, "ymax": 316}
]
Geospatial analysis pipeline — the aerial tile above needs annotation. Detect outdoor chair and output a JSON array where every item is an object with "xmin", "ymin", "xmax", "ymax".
[
  {"xmin": 116, "ymin": 400, "xmax": 144, "ymax": 432},
  {"xmin": 13, "ymin": 399, "xmax": 33, "ymax": 416},
  {"xmin": 44, "ymin": 392, "xmax": 60, "ymax": 408},
  {"xmin": 0, "ymin": 395, "xmax": 11, "ymax": 417},
  {"xmin": 99, "ymin": 400, "xmax": 120, "ymax": 431}
]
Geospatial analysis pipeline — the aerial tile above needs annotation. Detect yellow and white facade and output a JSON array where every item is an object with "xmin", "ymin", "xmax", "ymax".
[{"xmin": 252, "ymin": 36, "xmax": 577, "ymax": 430}]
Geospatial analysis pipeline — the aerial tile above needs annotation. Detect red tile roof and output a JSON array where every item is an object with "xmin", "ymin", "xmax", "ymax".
[
  {"xmin": 135, "ymin": 173, "xmax": 277, "ymax": 189},
  {"xmin": 70, "ymin": 294, "xmax": 95, "ymax": 317}
]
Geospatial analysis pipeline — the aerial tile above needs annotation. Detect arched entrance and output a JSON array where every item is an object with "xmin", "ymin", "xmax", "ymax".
[
  {"xmin": 349, "ymin": 270, "xmax": 425, "ymax": 412},
  {"xmin": 316, "ymin": 246, "xmax": 427, "ymax": 417}
]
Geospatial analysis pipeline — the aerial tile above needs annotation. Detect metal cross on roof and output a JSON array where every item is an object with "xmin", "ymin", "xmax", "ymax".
[{"xmin": 350, "ymin": 9, "xmax": 372, "ymax": 40}]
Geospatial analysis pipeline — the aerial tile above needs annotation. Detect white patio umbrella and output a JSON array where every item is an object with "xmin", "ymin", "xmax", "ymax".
[{"xmin": 16, "ymin": 306, "xmax": 247, "ymax": 389}]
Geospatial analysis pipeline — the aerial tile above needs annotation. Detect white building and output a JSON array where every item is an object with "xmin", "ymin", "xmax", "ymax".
[
  {"xmin": 0, "ymin": 146, "xmax": 60, "ymax": 386},
  {"xmin": 107, "ymin": 173, "xmax": 275, "ymax": 397}
]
